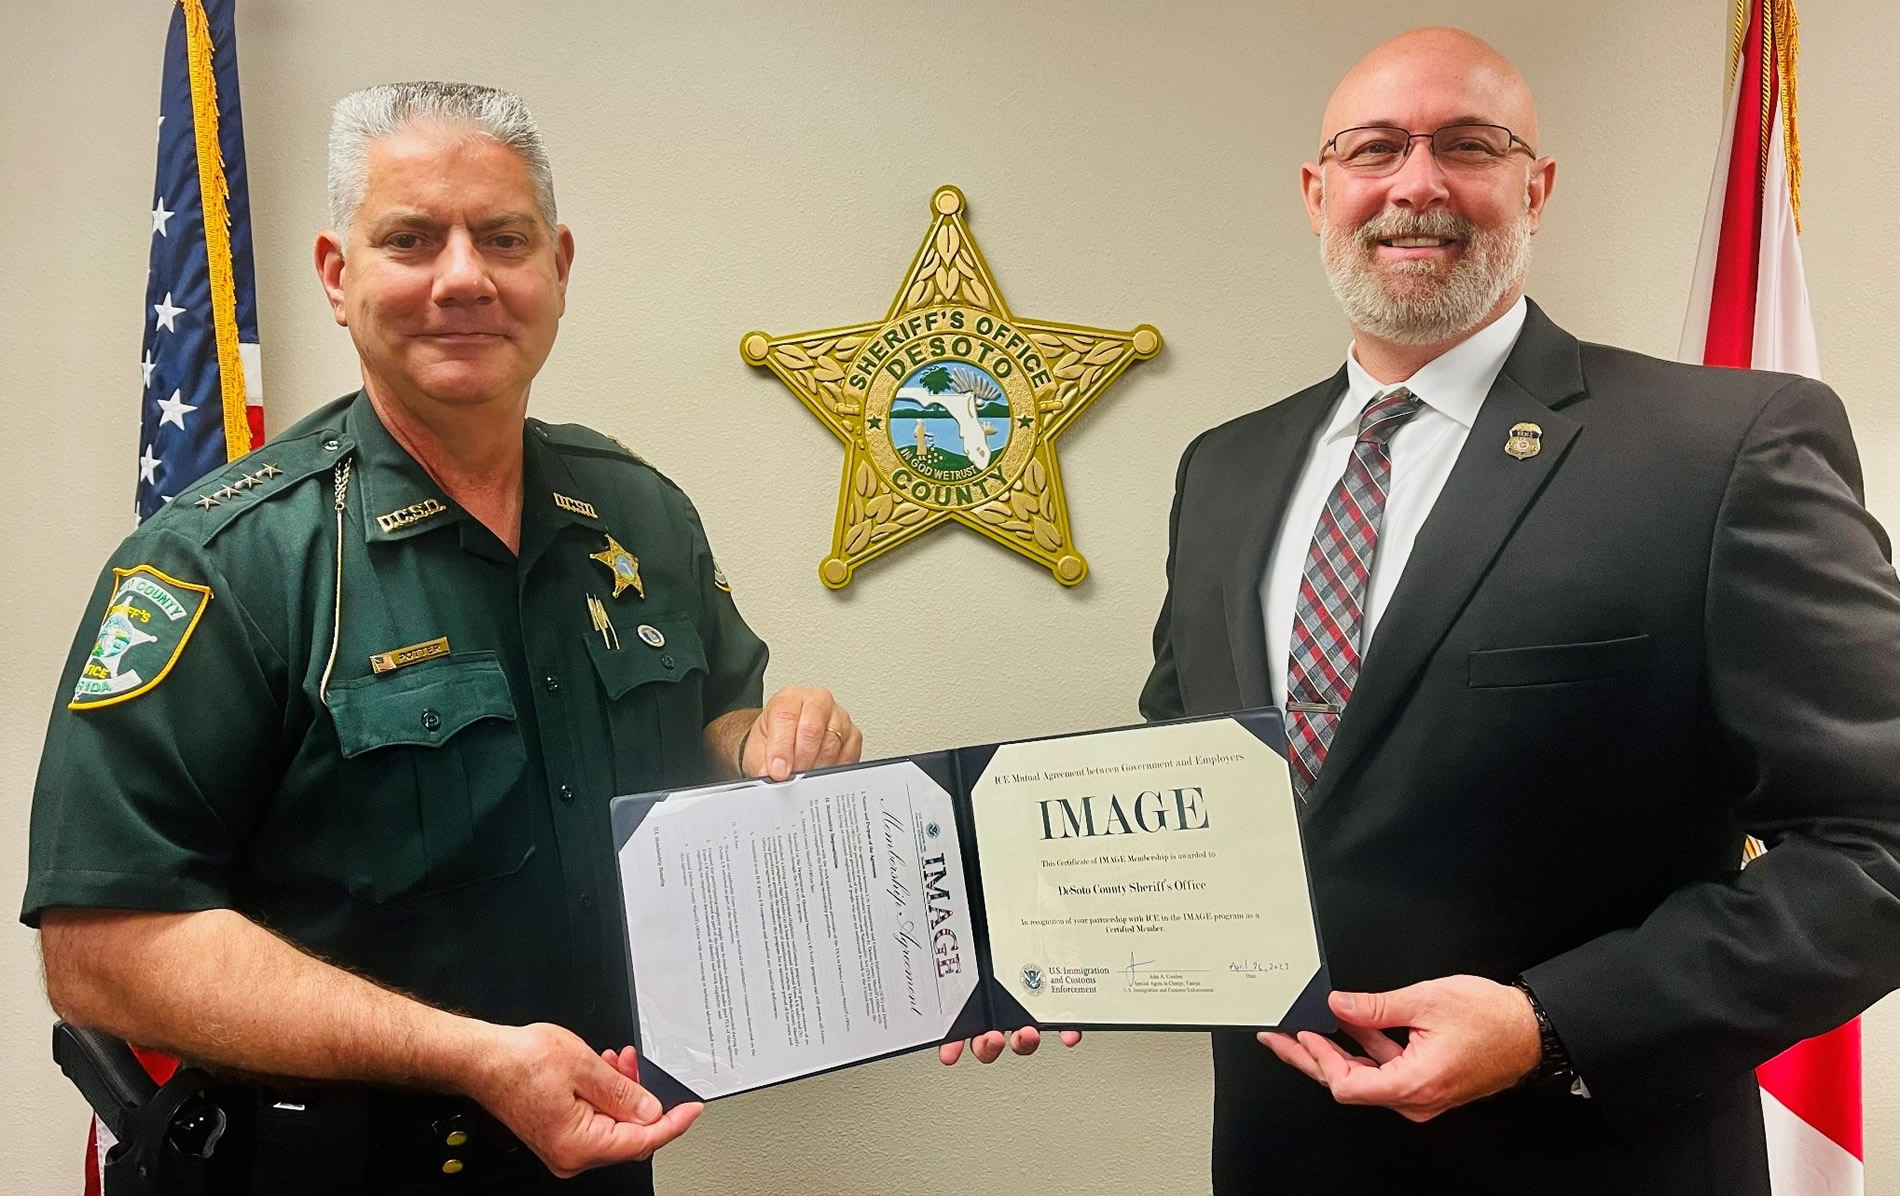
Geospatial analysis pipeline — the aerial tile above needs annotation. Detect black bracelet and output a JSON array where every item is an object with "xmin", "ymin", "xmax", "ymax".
[
  {"xmin": 1511, "ymin": 978, "xmax": 1580, "ymax": 1096},
  {"xmin": 734, "ymin": 726, "xmax": 752, "ymax": 777}
]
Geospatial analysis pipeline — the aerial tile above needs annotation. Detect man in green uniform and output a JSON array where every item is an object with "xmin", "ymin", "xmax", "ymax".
[{"xmin": 21, "ymin": 82, "xmax": 866, "ymax": 1191}]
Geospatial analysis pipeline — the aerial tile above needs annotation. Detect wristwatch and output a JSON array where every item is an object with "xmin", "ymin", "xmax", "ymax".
[{"xmin": 1511, "ymin": 978, "xmax": 1584, "ymax": 1097}]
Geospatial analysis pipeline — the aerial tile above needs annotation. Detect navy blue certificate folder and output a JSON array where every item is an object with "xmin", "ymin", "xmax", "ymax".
[{"xmin": 610, "ymin": 708, "xmax": 1334, "ymax": 1107}]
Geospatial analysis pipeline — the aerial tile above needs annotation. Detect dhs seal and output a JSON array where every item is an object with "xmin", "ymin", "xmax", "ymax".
[{"xmin": 1021, "ymin": 965, "xmax": 1045, "ymax": 994}]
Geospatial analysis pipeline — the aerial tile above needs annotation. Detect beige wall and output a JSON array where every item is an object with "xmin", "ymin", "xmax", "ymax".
[{"xmin": 3, "ymin": 0, "xmax": 1896, "ymax": 1190}]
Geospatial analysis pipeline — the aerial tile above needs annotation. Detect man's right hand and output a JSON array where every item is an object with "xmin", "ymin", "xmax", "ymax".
[
  {"xmin": 466, "ymin": 1022, "xmax": 701, "ymax": 1178},
  {"xmin": 39, "ymin": 908, "xmax": 700, "ymax": 1178}
]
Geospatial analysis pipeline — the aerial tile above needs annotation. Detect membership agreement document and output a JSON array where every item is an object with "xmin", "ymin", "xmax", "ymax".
[
  {"xmin": 969, "ymin": 717, "xmax": 1320, "ymax": 1027},
  {"xmin": 617, "ymin": 761, "xmax": 977, "ymax": 1101}
]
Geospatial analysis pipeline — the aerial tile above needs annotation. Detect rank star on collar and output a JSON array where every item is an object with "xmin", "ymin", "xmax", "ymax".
[
  {"xmin": 741, "ymin": 185, "xmax": 1161, "ymax": 589},
  {"xmin": 590, "ymin": 535, "xmax": 645, "ymax": 599}
]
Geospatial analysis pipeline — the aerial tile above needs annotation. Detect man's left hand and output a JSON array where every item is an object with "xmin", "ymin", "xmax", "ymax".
[
  {"xmin": 744, "ymin": 686, "xmax": 861, "ymax": 780},
  {"xmin": 1258, "ymin": 975, "xmax": 1541, "ymax": 1122}
]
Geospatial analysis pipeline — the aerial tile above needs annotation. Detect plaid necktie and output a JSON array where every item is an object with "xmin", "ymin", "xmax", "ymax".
[{"xmin": 1286, "ymin": 386, "xmax": 1423, "ymax": 800}]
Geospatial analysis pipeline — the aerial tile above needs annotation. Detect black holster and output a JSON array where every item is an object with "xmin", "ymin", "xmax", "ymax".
[{"xmin": 52, "ymin": 1022, "xmax": 227, "ymax": 1196}]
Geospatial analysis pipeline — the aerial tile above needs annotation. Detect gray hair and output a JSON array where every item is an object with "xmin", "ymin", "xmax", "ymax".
[{"xmin": 326, "ymin": 81, "xmax": 557, "ymax": 243}]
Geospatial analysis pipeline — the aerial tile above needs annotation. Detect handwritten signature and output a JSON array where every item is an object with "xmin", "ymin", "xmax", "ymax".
[{"xmin": 1125, "ymin": 951, "xmax": 1155, "ymax": 977}]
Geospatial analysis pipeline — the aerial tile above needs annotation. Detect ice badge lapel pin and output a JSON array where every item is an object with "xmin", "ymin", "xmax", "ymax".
[
  {"xmin": 1505, "ymin": 422, "xmax": 1543, "ymax": 460},
  {"xmin": 742, "ymin": 186, "xmax": 1162, "ymax": 589}
]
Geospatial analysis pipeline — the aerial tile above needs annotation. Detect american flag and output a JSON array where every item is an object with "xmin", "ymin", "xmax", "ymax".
[
  {"xmin": 88, "ymin": 1, "xmax": 262, "ymax": 1187},
  {"xmin": 138, "ymin": 0, "xmax": 262, "ymax": 523}
]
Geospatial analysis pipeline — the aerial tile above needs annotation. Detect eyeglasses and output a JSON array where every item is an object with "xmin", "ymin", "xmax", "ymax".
[{"xmin": 1320, "ymin": 123, "xmax": 1536, "ymax": 177}]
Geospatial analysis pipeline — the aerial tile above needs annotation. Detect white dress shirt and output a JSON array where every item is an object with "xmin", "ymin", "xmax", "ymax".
[{"xmin": 1261, "ymin": 298, "xmax": 1528, "ymax": 709}]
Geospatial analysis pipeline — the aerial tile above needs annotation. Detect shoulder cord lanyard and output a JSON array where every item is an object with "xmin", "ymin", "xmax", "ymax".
[{"xmin": 319, "ymin": 458, "xmax": 353, "ymax": 706}]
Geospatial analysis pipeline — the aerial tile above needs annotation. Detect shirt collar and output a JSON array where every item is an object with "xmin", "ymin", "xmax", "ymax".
[
  {"xmin": 346, "ymin": 392, "xmax": 466, "ymax": 542},
  {"xmin": 345, "ymin": 394, "xmax": 612, "ymax": 548},
  {"xmin": 522, "ymin": 422, "xmax": 608, "ymax": 538},
  {"xmin": 1328, "ymin": 296, "xmax": 1529, "ymax": 442}
]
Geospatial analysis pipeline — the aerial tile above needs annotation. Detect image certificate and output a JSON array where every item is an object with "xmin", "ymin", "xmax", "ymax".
[
  {"xmin": 618, "ymin": 762, "xmax": 977, "ymax": 1100},
  {"xmin": 969, "ymin": 718, "xmax": 1319, "ymax": 1026}
]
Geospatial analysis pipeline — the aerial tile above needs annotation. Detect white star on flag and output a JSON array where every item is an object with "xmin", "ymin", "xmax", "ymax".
[
  {"xmin": 151, "ymin": 198, "xmax": 174, "ymax": 237},
  {"xmin": 156, "ymin": 388, "xmax": 197, "ymax": 429},
  {"xmin": 153, "ymin": 292, "xmax": 184, "ymax": 333},
  {"xmin": 142, "ymin": 350, "xmax": 156, "ymax": 388},
  {"xmin": 138, "ymin": 444, "xmax": 161, "ymax": 484}
]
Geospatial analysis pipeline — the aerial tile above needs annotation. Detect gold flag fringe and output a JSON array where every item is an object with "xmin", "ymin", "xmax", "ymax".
[
  {"xmin": 1729, "ymin": 0, "xmax": 1803, "ymax": 233},
  {"xmin": 182, "ymin": 0, "xmax": 252, "ymax": 460},
  {"xmin": 1775, "ymin": 0, "xmax": 1802, "ymax": 233}
]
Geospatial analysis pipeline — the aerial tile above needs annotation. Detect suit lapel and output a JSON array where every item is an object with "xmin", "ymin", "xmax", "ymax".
[
  {"xmin": 1303, "ymin": 301, "xmax": 1588, "ymax": 810},
  {"xmin": 1222, "ymin": 371, "xmax": 1345, "ymax": 709}
]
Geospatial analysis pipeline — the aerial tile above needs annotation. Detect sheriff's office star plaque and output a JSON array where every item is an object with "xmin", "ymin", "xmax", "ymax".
[{"xmin": 742, "ymin": 186, "xmax": 1162, "ymax": 589}]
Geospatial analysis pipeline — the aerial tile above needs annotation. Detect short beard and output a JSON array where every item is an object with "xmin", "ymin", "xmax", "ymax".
[{"xmin": 1320, "ymin": 203, "xmax": 1532, "ymax": 346}]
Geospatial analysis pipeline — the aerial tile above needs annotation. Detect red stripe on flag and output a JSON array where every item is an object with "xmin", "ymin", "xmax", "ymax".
[
  {"xmin": 1704, "ymin": 0, "xmax": 1770, "ymax": 368},
  {"xmin": 79, "ymin": 1048, "xmax": 178, "ymax": 1191},
  {"xmin": 1758, "ymin": 1020, "xmax": 1863, "ymax": 1160},
  {"xmin": 246, "ymin": 402, "xmax": 266, "ymax": 447},
  {"xmin": 130, "ymin": 1045, "xmax": 179, "ymax": 1086}
]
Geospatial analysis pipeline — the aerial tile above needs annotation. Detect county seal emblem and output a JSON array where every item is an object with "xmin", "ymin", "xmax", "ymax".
[
  {"xmin": 69, "ymin": 564, "xmax": 213, "ymax": 709},
  {"xmin": 742, "ymin": 186, "xmax": 1161, "ymax": 588}
]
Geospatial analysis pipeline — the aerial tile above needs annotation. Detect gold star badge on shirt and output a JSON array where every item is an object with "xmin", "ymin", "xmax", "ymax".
[
  {"xmin": 741, "ymin": 186, "xmax": 1162, "ymax": 589},
  {"xmin": 589, "ymin": 535, "xmax": 645, "ymax": 599}
]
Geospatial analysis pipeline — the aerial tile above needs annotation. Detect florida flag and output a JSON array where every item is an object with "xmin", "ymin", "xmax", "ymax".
[{"xmin": 1678, "ymin": 2, "xmax": 1863, "ymax": 1193}]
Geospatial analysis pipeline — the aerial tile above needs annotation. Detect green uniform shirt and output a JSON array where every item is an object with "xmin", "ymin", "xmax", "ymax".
[{"xmin": 22, "ymin": 391, "xmax": 768, "ymax": 1055}]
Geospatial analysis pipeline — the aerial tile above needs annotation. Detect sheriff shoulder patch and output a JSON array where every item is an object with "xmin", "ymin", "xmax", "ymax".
[{"xmin": 69, "ymin": 565, "xmax": 213, "ymax": 709}]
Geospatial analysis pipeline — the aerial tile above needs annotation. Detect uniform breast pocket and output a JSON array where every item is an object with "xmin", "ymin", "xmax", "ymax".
[
  {"xmin": 586, "ymin": 610, "xmax": 710, "ymax": 794},
  {"xmin": 1466, "ymin": 634, "xmax": 1653, "ymax": 688},
  {"xmin": 326, "ymin": 652, "xmax": 532, "ymax": 903}
]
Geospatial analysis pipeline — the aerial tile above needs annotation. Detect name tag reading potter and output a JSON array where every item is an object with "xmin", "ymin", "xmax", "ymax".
[{"xmin": 369, "ymin": 636, "xmax": 450, "ymax": 674}]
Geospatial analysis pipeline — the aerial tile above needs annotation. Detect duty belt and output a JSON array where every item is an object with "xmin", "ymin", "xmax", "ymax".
[{"xmin": 209, "ymin": 1082, "xmax": 541, "ymax": 1193}]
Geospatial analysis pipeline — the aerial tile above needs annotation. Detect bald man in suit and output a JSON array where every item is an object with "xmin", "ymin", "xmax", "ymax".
[{"xmin": 1140, "ymin": 28, "xmax": 1900, "ymax": 1193}]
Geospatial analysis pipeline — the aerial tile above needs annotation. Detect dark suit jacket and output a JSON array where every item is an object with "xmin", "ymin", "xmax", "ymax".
[{"xmin": 1139, "ymin": 300, "xmax": 1900, "ymax": 1194}]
